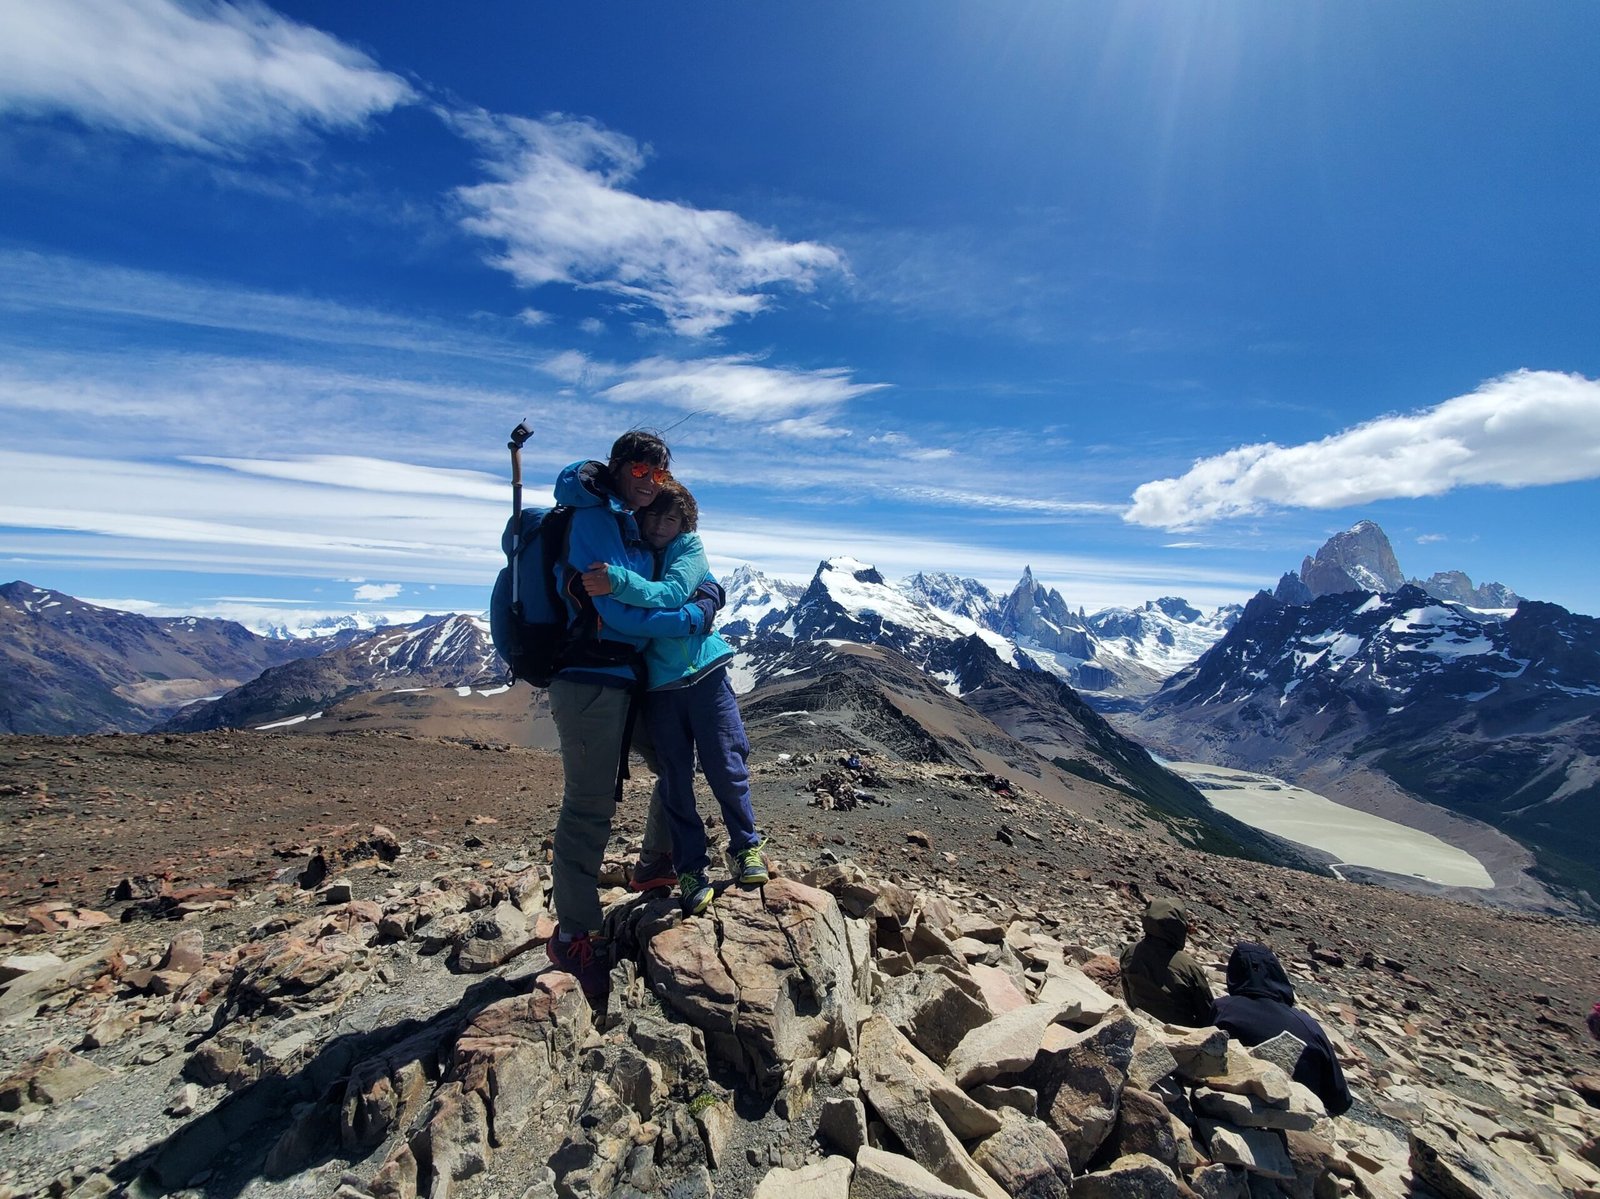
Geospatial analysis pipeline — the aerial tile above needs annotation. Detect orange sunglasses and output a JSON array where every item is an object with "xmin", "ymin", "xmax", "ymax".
[{"xmin": 624, "ymin": 461, "xmax": 671, "ymax": 484}]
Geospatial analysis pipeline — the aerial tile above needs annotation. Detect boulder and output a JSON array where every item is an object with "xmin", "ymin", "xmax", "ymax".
[
  {"xmin": 451, "ymin": 902, "xmax": 538, "ymax": 973},
  {"xmin": 861, "ymin": 1014, "xmax": 1001, "ymax": 1139},
  {"xmin": 1070, "ymin": 1153, "xmax": 1188, "ymax": 1199},
  {"xmin": 856, "ymin": 1015, "xmax": 1007, "ymax": 1198},
  {"xmin": 448, "ymin": 972, "xmax": 591, "ymax": 1146},
  {"xmin": 1098, "ymin": 1086, "xmax": 1180, "ymax": 1173},
  {"xmin": 1408, "ymin": 1122, "xmax": 1566, "ymax": 1199},
  {"xmin": 644, "ymin": 879, "xmax": 866, "ymax": 1095},
  {"xmin": 945, "ymin": 1001, "xmax": 1072, "ymax": 1088},
  {"xmin": 0, "ymin": 951, "xmax": 65, "ymax": 987},
  {"xmin": 753, "ymin": 1155, "xmax": 853, "ymax": 1199},
  {"xmin": 967, "ymin": 963, "xmax": 1030, "ymax": 1015},
  {"xmin": 1033, "ymin": 964, "xmax": 1122, "ymax": 1025},
  {"xmin": 970, "ymin": 1108, "xmax": 1074, "ymax": 1198},
  {"xmin": 1191, "ymin": 1041, "xmax": 1293, "ymax": 1106},
  {"xmin": 1193, "ymin": 1085, "xmax": 1319, "ymax": 1131},
  {"xmin": 1160, "ymin": 1023, "xmax": 1229, "ymax": 1081},
  {"xmin": 877, "ymin": 968, "xmax": 993, "ymax": 1064},
  {"xmin": 1187, "ymin": 1163, "xmax": 1250, "ymax": 1199},
  {"xmin": 1025, "ymin": 1014, "xmax": 1136, "ymax": 1170},
  {"xmin": 547, "ymin": 1077, "xmax": 642, "ymax": 1198},
  {"xmin": 0, "ymin": 1048, "xmax": 115, "ymax": 1113},
  {"xmin": 848, "ymin": 1146, "xmax": 974, "ymax": 1198},
  {"xmin": 1200, "ymin": 1120, "xmax": 1295, "ymax": 1180}
]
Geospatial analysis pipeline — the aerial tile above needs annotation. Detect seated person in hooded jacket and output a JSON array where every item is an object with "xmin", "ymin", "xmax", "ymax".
[
  {"xmin": 1119, "ymin": 896, "xmax": 1216, "ymax": 1027},
  {"xmin": 1214, "ymin": 941, "xmax": 1353, "ymax": 1116}
]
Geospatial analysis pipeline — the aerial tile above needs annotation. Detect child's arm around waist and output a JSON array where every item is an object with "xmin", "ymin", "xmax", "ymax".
[{"xmin": 608, "ymin": 533, "xmax": 709, "ymax": 609}]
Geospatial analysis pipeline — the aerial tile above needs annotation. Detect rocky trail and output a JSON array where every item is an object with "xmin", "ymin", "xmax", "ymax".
[{"xmin": 4, "ymin": 731, "xmax": 1600, "ymax": 1198}]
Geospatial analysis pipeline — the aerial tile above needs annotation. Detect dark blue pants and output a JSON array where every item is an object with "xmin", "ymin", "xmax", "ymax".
[{"xmin": 645, "ymin": 667, "xmax": 761, "ymax": 876}]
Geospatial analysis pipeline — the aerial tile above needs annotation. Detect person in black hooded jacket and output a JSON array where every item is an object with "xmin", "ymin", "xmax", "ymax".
[{"xmin": 1214, "ymin": 941, "xmax": 1353, "ymax": 1116}]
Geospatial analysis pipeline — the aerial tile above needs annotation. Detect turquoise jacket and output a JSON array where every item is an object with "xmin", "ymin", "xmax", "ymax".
[
  {"xmin": 606, "ymin": 531, "xmax": 735, "ymax": 690},
  {"xmin": 552, "ymin": 460, "xmax": 708, "ymax": 686}
]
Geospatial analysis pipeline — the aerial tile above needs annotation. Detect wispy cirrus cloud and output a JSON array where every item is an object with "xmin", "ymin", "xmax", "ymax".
[
  {"xmin": 599, "ymin": 354, "xmax": 887, "ymax": 430},
  {"xmin": 1126, "ymin": 370, "xmax": 1600, "ymax": 530},
  {"xmin": 0, "ymin": 0, "xmax": 415, "ymax": 153},
  {"xmin": 448, "ymin": 110, "xmax": 845, "ymax": 336},
  {"xmin": 0, "ymin": 251, "xmax": 554, "ymax": 368}
]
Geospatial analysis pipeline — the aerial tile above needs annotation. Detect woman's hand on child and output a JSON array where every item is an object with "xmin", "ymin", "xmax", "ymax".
[{"xmin": 580, "ymin": 562, "xmax": 612, "ymax": 596}]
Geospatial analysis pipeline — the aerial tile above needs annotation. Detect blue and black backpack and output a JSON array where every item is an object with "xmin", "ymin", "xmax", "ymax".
[{"xmin": 489, "ymin": 504, "xmax": 577, "ymax": 687}]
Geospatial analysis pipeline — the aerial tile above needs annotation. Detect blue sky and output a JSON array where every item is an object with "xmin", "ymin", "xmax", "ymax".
[{"xmin": 2, "ymin": 0, "xmax": 1597, "ymax": 630}]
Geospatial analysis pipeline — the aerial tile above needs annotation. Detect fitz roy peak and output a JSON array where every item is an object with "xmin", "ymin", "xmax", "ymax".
[{"xmin": 1277, "ymin": 520, "xmax": 1522, "ymax": 609}]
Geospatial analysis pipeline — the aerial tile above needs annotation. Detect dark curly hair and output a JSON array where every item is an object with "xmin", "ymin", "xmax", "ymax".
[
  {"xmin": 642, "ymin": 480, "xmax": 699, "ymax": 532},
  {"xmin": 607, "ymin": 428, "xmax": 671, "ymax": 475}
]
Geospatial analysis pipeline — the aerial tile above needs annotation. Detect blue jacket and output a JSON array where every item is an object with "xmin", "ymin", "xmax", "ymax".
[
  {"xmin": 552, "ymin": 460, "xmax": 706, "ymax": 686},
  {"xmin": 605, "ymin": 531, "xmax": 735, "ymax": 690}
]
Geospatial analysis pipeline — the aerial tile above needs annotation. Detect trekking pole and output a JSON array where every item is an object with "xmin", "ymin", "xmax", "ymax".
[{"xmin": 508, "ymin": 422, "xmax": 533, "ymax": 617}]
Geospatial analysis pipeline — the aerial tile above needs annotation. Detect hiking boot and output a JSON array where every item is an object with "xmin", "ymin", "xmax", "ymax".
[
  {"xmin": 628, "ymin": 853, "xmax": 676, "ymax": 893},
  {"xmin": 731, "ymin": 840, "xmax": 770, "ymax": 886},
  {"xmin": 545, "ymin": 932, "xmax": 610, "ymax": 1000},
  {"xmin": 679, "ymin": 871, "xmax": 715, "ymax": 917}
]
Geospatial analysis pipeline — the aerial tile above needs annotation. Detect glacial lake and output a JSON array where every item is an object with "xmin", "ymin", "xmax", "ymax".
[{"xmin": 1161, "ymin": 760, "xmax": 1494, "ymax": 889}]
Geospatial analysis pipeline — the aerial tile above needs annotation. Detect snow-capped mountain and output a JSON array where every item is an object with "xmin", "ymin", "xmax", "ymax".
[
  {"xmin": 1086, "ymin": 598, "xmax": 1243, "ymax": 679},
  {"xmin": 720, "ymin": 564, "xmax": 806, "ymax": 640},
  {"xmin": 1138, "ymin": 583, "xmax": 1600, "ymax": 905},
  {"xmin": 1276, "ymin": 520, "xmax": 1522, "ymax": 610},
  {"xmin": 159, "ymin": 615, "xmax": 501, "ymax": 733},
  {"xmin": 720, "ymin": 557, "xmax": 1234, "ymax": 707}
]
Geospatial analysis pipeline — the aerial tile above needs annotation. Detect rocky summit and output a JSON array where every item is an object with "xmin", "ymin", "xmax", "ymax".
[{"xmin": 4, "ymin": 732, "xmax": 1600, "ymax": 1199}]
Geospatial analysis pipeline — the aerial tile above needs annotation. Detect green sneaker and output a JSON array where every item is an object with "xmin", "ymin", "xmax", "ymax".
[
  {"xmin": 679, "ymin": 871, "xmax": 714, "ymax": 917},
  {"xmin": 732, "ymin": 841, "xmax": 770, "ymax": 886}
]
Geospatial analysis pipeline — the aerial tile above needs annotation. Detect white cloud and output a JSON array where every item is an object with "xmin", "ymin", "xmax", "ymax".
[
  {"xmin": 1415, "ymin": 533, "xmax": 1447, "ymax": 544},
  {"xmin": 578, "ymin": 318, "xmax": 605, "ymax": 336},
  {"xmin": 353, "ymin": 582, "xmax": 403, "ymax": 602},
  {"xmin": 0, "ymin": 0, "xmax": 414, "ymax": 153},
  {"xmin": 448, "ymin": 111, "xmax": 844, "ymax": 336},
  {"xmin": 185, "ymin": 455, "xmax": 506, "ymax": 502},
  {"xmin": 516, "ymin": 308, "xmax": 550, "ymax": 326},
  {"xmin": 600, "ymin": 354, "xmax": 887, "ymax": 424},
  {"xmin": 1126, "ymin": 370, "xmax": 1600, "ymax": 529},
  {"xmin": 0, "ymin": 250, "xmax": 541, "ymax": 365}
]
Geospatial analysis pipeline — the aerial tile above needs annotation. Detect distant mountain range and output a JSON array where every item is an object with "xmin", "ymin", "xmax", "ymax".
[
  {"xmin": 155, "ymin": 614, "xmax": 500, "ymax": 733},
  {"xmin": 723, "ymin": 558, "xmax": 1241, "ymax": 707},
  {"xmin": 1138, "ymin": 523, "xmax": 1597, "ymax": 907},
  {"xmin": 0, "ymin": 581, "xmax": 358, "ymax": 734},
  {"xmin": 6, "ymin": 518, "xmax": 1593, "ymax": 910}
]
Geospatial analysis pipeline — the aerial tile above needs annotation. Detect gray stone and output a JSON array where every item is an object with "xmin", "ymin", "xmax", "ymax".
[
  {"xmin": 1194, "ymin": 1086, "xmax": 1318, "ymax": 1131},
  {"xmin": 820, "ymin": 1096, "xmax": 868, "ymax": 1157},
  {"xmin": 753, "ymin": 1155, "xmax": 853, "ymax": 1199},
  {"xmin": 1025, "ymin": 1014, "xmax": 1136, "ymax": 1171},
  {"xmin": 856, "ymin": 1015, "xmax": 1007, "ymax": 1199},
  {"xmin": 848, "ymin": 1146, "xmax": 972, "ymax": 1198},
  {"xmin": 944, "ymin": 1001, "xmax": 1071, "ymax": 1088},
  {"xmin": 0, "ymin": 952, "xmax": 65, "ymax": 986},
  {"xmin": 970, "ymin": 1109, "xmax": 1074, "ymax": 1198},
  {"xmin": 1247, "ymin": 1031, "xmax": 1308, "ymax": 1080},
  {"xmin": 878, "ymin": 969, "xmax": 992, "ymax": 1064},
  {"xmin": 1070, "ymin": 1153, "xmax": 1187, "ymax": 1199},
  {"xmin": 1189, "ymin": 1163, "xmax": 1251, "ymax": 1199},
  {"xmin": 1099, "ymin": 1087, "xmax": 1180, "ymax": 1173},
  {"xmin": 452, "ymin": 901, "xmax": 537, "ymax": 973},
  {"xmin": 644, "ymin": 879, "xmax": 864, "ymax": 1096},
  {"xmin": 969, "ymin": 1083, "xmax": 1037, "ymax": 1117},
  {"xmin": 1201, "ymin": 1120, "xmax": 1295, "ymax": 1181},
  {"xmin": 1409, "ymin": 1122, "xmax": 1566, "ymax": 1199}
]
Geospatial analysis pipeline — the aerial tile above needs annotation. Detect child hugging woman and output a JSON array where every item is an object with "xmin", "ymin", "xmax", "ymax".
[{"xmin": 580, "ymin": 479, "xmax": 768, "ymax": 916}]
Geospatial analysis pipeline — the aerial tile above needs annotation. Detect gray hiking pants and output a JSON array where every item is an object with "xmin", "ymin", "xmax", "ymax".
[{"xmin": 549, "ymin": 678, "xmax": 671, "ymax": 934}]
